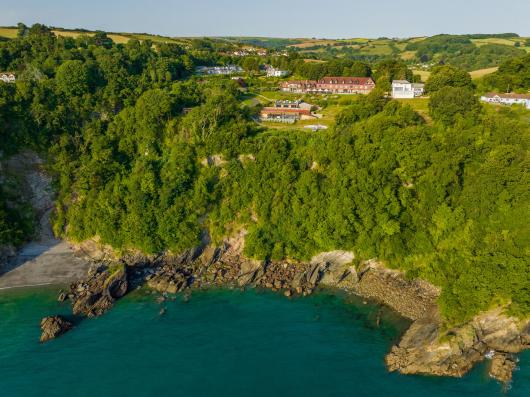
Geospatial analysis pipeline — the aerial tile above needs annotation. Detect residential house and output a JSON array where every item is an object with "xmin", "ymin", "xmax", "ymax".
[
  {"xmin": 0, "ymin": 72, "xmax": 16, "ymax": 83},
  {"xmin": 266, "ymin": 66, "xmax": 290, "ymax": 78},
  {"xmin": 314, "ymin": 77, "xmax": 375, "ymax": 94},
  {"xmin": 231, "ymin": 47, "xmax": 267, "ymax": 57},
  {"xmin": 480, "ymin": 92, "xmax": 530, "ymax": 109},
  {"xmin": 391, "ymin": 80, "xmax": 424, "ymax": 99},
  {"xmin": 280, "ymin": 76, "xmax": 375, "ymax": 94},
  {"xmin": 260, "ymin": 100, "xmax": 314, "ymax": 123},
  {"xmin": 195, "ymin": 65, "xmax": 244, "ymax": 75},
  {"xmin": 280, "ymin": 80, "xmax": 318, "ymax": 93}
]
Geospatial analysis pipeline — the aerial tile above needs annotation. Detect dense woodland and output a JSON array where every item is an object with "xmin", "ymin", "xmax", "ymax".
[{"xmin": 0, "ymin": 25, "xmax": 529, "ymax": 325}]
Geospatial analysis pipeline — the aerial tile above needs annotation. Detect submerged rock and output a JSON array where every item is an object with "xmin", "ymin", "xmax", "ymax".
[{"xmin": 40, "ymin": 315, "xmax": 73, "ymax": 343}]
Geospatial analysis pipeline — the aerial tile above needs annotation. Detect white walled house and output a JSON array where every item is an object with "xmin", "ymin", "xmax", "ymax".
[
  {"xmin": 266, "ymin": 66, "xmax": 290, "ymax": 78},
  {"xmin": 391, "ymin": 80, "xmax": 424, "ymax": 98},
  {"xmin": 480, "ymin": 93, "xmax": 530, "ymax": 109},
  {"xmin": 0, "ymin": 72, "xmax": 16, "ymax": 83}
]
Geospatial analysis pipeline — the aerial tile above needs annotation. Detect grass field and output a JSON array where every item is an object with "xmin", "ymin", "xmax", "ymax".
[
  {"xmin": 0, "ymin": 27, "xmax": 17, "ymax": 39},
  {"xmin": 401, "ymin": 51, "xmax": 417, "ymax": 60},
  {"xmin": 471, "ymin": 38, "xmax": 518, "ymax": 47},
  {"xmin": 469, "ymin": 67, "xmax": 499, "ymax": 80},
  {"xmin": 0, "ymin": 26, "xmax": 184, "ymax": 45},
  {"xmin": 412, "ymin": 66, "xmax": 499, "ymax": 82},
  {"xmin": 412, "ymin": 69, "xmax": 431, "ymax": 82}
]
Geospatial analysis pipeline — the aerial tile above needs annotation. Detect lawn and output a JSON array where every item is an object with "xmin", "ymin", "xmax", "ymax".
[{"xmin": 412, "ymin": 69, "xmax": 431, "ymax": 82}]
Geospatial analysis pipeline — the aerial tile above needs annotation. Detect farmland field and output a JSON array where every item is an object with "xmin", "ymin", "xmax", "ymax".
[
  {"xmin": 469, "ymin": 67, "xmax": 499, "ymax": 79},
  {"xmin": 0, "ymin": 27, "xmax": 17, "ymax": 39}
]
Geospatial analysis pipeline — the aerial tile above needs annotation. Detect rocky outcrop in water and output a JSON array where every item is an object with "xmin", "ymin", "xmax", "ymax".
[
  {"xmin": 40, "ymin": 315, "xmax": 73, "ymax": 343},
  {"xmin": 385, "ymin": 305, "xmax": 530, "ymax": 383},
  {"xmin": 69, "ymin": 263, "xmax": 128, "ymax": 317},
  {"xmin": 489, "ymin": 353, "xmax": 517, "ymax": 383}
]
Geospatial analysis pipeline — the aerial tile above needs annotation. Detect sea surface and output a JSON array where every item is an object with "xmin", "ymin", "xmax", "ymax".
[{"xmin": 0, "ymin": 287, "xmax": 529, "ymax": 397}]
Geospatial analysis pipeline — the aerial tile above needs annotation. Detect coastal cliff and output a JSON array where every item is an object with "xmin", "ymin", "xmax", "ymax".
[{"xmin": 54, "ymin": 235, "xmax": 529, "ymax": 384}]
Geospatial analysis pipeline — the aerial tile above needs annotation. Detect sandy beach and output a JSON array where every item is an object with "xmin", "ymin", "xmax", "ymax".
[{"xmin": 0, "ymin": 239, "xmax": 90, "ymax": 290}]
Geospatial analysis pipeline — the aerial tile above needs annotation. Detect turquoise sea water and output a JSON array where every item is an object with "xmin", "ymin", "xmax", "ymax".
[{"xmin": 0, "ymin": 287, "xmax": 529, "ymax": 397}]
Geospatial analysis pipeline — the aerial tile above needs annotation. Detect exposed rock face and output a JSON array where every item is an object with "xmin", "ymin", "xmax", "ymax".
[
  {"xmin": 40, "ymin": 315, "xmax": 73, "ymax": 343},
  {"xmin": 70, "ymin": 263, "xmax": 128, "ymax": 317},
  {"xmin": 385, "ymin": 307, "xmax": 530, "ymax": 382},
  {"xmin": 489, "ymin": 353, "xmax": 517, "ymax": 383},
  {"xmin": 356, "ymin": 260, "xmax": 440, "ymax": 321}
]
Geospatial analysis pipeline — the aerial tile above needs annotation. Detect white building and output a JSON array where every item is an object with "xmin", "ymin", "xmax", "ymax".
[
  {"xmin": 391, "ymin": 80, "xmax": 424, "ymax": 99},
  {"xmin": 266, "ymin": 66, "xmax": 290, "ymax": 78},
  {"xmin": 195, "ymin": 65, "xmax": 244, "ymax": 75},
  {"xmin": 480, "ymin": 93, "xmax": 530, "ymax": 109},
  {"xmin": 0, "ymin": 72, "xmax": 16, "ymax": 83}
]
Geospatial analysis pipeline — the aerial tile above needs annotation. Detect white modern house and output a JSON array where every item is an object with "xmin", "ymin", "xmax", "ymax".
[
  {"xmin": 480, "ymin": 92, "xmax": 530, "ymax": 109},
  {"xmin": 0, "ymin": 72, "xmax": 16, "ymax": 83},
  {"xmin": 391, "ymin": 80, "xmax": 424, "ymax": 98},
  {"xmin": 266, "ymin": 66, "xmax": 290, "ymax": 78}
]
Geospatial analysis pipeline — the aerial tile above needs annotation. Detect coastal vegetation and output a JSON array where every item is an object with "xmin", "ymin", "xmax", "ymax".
[{"xmin": 0, "ymin": 24, "xmax": 529, "ymax": 326}]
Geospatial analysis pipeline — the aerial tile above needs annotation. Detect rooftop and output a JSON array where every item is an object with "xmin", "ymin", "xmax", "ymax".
[{"xmin": 484, "ymin": 92, "xmax": 530, "ymax": 100}]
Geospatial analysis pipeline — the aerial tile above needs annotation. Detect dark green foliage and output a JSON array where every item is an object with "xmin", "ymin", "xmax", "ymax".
[
  {"xmin": 373, "ymin": 59, "xmax": 412, "ymax": 91},
  {"xmin": 448, "ymin": 44, "xmax": 525, "ymax": 71},
  {"xmin": 291, "ymin": 59, "xmax": 372, "ymax": 80},
  {"xmin": 429, "ymin": 87, "xmax": 481, "ymax": 126},
  {"xmin": 406, "ymin": 35, "xmax": 474, "ymax": 62},
  {"xmin": 425, "ymin": 65, "xmax": 474, "ymax": 93},
  {"xmin": 407, "ymin": 35, "xmax": 525, "ymax": 70},
  {"xmin": 55, "ymin": 60, "xmax": 90, "ymax": 96},
  {"xmin": 0, "ymin": 178, "xmax": 35, "ymax": 246},
  {"xmin": 479, "ymin": 54, "xmax": 530, "ymax": 93},
  {"xmin": 1, "ymin": 24, "xmax": 529, "ymax": 326}
]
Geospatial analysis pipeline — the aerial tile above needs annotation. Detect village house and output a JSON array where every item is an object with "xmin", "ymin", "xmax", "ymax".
[
  {"xmin": 480, "ymin": 92, "xmax": 530, "ymax": 109},
  {"xmin": 0, "ymin": 72, "xmax": 16, "ymax": 83},
  {"xmin": 260, "ymin": 100, "xmax": 314, "ymax": 123},
  {"xmin": 280, "ymin": 80, "xmax": 318, "ymax": 93},
  {"xmin": 266, "ymin": 66, "xmax": 290, "ymax": 78},
  {"xmin": 391, "ymin": 80, "xmax": 425, "ymax": 99},
  {"xmin": 195, "ymin": 65, "xmax": 243, "ymax": 75},
  {"xmin": 280, "ymin": 77, "xmax": 375, "ymax": 94},
  {"xmin": 231, "ymin": 47, "xmax": 267, "ymax": 57},
  {"xmin": 314, "ymin": 77, "xmax": 375, "ymax": 94}
]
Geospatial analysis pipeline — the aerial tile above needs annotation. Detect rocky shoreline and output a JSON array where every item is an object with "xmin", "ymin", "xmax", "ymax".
[{"xmin": 42, "ymin": 237, "xmax": 530, "ymax": 385}]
